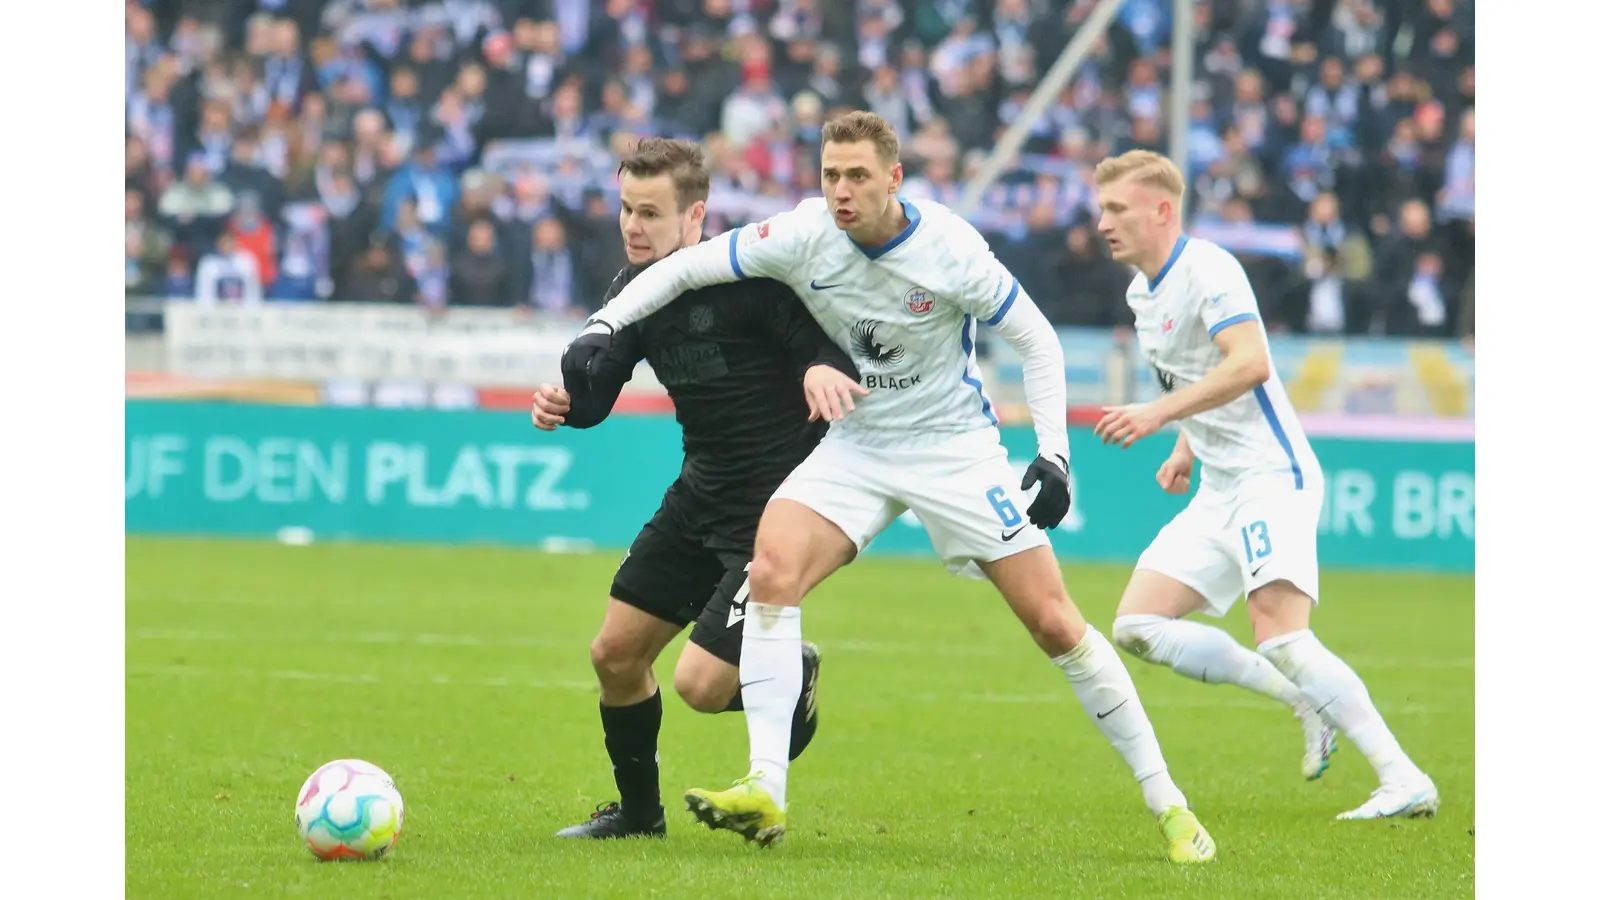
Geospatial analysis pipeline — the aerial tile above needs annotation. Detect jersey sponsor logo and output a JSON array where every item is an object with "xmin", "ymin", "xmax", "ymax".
[
  {"xmin": 755, "ymin": 220, "xmax": 771, "ymax": 239},
  {"xmin": 652, "ymin": 342, "xmax": 730, "ymax": 386},
  {"xmin": 863, "ymin": 373, "xmax": 921, "ymax": 390},
  {"xmin": 849, "ymin": 319, "xmax": 905, "ymax": 370},
  {"xmin": 903, "ymin": 287, "xmax": 935, "ymax": 315},
  {"xmin": 1161, "ymin": 315, "xmax": 1175, "ymax": 334}
]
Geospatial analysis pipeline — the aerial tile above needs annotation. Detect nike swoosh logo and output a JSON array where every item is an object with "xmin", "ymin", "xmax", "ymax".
[
  {"xmin": 1096, "ymin": 699, "xmax": 1129, "ymax": 719},
  {"xmin": 810, "ymin": 280, "xmax": 844, "ymax": 290},
  {"xmin": 1250, "ymin": 563, "xmax": 1268, "ymax": 577},
  {"xmin": 1001, "ymin": 526, "xmax": 1027, "ymax": 541},
  {"xmin": 740, "ymin": 678, "xmax": 774, "ymax": 689}
]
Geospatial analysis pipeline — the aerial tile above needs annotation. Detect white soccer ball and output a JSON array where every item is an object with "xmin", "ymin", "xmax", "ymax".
[{"xmin": 294, "ymin": 758, "xmax": 405, "ymax": 861}]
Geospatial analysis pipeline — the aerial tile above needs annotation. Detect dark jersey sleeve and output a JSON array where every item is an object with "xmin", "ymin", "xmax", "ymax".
[
  {"xmin": 561, "ymin": 270, "xmax": 648, "ymax": 429},
  {"xmin": 748, "ymin": 280, "xmax": 860, "ymax": 382}
]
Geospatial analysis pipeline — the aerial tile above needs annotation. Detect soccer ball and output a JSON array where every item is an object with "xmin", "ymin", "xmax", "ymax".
[{"xmin": 294, "ymin": 759, "xmax": 405, "ymax": 861}]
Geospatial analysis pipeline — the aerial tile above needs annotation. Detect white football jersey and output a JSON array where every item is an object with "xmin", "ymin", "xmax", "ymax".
[
  {"xmin": 588, "ymin": 196, "xmax": 1071, "ymax": 461},
  {"xmin": 1127, "ymin": 236, "xmax": 1321, "ymax": 493},
  {"xmin": 724, "ymin": 197, "xmax": 1023, "ymax": 450}
]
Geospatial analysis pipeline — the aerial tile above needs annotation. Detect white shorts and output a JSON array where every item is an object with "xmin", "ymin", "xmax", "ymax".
[
  {"xmin": 1135, "ymin": 479, "xmax": 1323, "ymax": 617},
  {"xmin": 769, "ymin": 429, "xmax": 1052, "ymax": 579}
]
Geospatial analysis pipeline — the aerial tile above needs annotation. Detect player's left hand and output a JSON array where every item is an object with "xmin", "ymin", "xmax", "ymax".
[
  {"xmin": 560, "ymin": 319, "xmax": 615, "ymax": 391},
  {"xmin": 1094, "ymin": 403, "xmax": 1167, "ymax": 448},
  {"xmin": 1020, "ymin": 455, "xmax": 1072, "ymax": 529},
  {"xmin": 530, "ymin": 384, "xmax": 570, "ymax": 431},
  {"xmin": 803, "ymin": 364, "xmax": 869, "ymax": 422}
]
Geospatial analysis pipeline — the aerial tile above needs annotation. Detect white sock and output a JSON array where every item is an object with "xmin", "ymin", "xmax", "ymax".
[
  {"xmin": 1055, "ymin": 626, "xmax": 1189, "ymax": 816},
  {"xmin": 1113, "ymin": 614, "xmax": 1305, "ymax": 708},
  {"xmin": 740, "ymin": 602, "xmax": 802, "ymax": 810},
  {"xmin": 1258, "ymin": 630, "xmax": 1423, "ymax": 785}
]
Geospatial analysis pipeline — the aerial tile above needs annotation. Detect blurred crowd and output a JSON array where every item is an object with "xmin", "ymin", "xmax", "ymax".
[{"xmin": 126, "ymin": 0, "xmax": 1474, "ymax": 340}]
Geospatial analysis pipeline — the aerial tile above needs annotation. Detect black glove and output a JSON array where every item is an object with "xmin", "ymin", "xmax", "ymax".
[
  {"xmin": 1020, "ymin": 454, "xmax": 1072, "ymax": 529},
  {"xmin": 560, "ymin": 319, "xmax": 615, "ymax": 392}
]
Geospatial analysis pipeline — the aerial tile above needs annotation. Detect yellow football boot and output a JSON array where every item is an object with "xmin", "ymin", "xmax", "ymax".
[
  {"xmin": 1157, "ymin": 806, "xmax": 1217, "ymax": 864},
  {"xmin": 684, "ymin": 774, "xmax": 786, "ymax": 847}
]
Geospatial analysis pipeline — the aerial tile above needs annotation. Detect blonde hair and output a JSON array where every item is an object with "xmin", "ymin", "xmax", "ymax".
[
  {"xmin": 821, "ymin": 110, "xmax": 901, "ymax": 166},
  {"xmin": 1094, "ymin": 150, "xmax": 1187, "ymax": 200}
]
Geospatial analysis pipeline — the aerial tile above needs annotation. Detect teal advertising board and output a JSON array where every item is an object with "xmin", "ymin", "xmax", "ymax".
[{"xmin": 125, "ymin": 401, "xmax": 1474, "ymax": 573}]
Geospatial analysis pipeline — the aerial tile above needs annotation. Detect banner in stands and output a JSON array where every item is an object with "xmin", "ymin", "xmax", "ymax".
[
  {"xmin": 163, "ymin": 302, "xmax": 579, "ymax": 387},
  {"xmin": 126, "ymin": 401, "xmax": 1474, "ymax": 574}
]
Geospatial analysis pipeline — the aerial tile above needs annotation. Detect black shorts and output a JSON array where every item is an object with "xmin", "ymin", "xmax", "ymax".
[{"xmin": 609, "ymin": 483, "xmax": 759, "ymax": 666}]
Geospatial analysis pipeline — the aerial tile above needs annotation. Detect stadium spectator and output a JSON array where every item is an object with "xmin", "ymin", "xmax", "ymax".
[{"xmin": 123, "ymin": 0, "xmax": 1474, "ymax": 340}]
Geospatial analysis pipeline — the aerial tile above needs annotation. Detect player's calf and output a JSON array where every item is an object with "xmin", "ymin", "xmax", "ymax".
[
  {"xmin": 556, "ymin": 600, "xmax": 681, "ymax": 838},
  {"xmin": 1251, "ymin": 582, "xmax": 1434, "ymax": 808},
  {"xmin": 673, "ymin": 642, "xmax": 740, "ymax": 713}
]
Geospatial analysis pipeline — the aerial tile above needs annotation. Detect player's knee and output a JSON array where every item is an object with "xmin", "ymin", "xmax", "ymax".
[
  {"xmin": 1112, "ymin": 614, "xmax": 1165, "ymax": 659},
  {"xmin": 748, "ymin": 550, "xmax": 802, "ymax": 607},
  {"xmin": 1021, "ymin": 600, "xmax": 1086, "ymax": 658},
  {"xmin": 589, "ymin": 632, "xmax": 649, "ymax": 686}
]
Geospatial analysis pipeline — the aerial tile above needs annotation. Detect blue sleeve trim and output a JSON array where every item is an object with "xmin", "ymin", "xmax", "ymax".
[
  {"xmin": 1208, "ymin": 312, "xmax": 1257, "ymax": 338},
  {"xmin": 727, "ymin": 226, "xmax": 746, "ymax": 279},
  {"xmin": 982, "ymin": 278, "xmax": 1021, "ymax": 326}
]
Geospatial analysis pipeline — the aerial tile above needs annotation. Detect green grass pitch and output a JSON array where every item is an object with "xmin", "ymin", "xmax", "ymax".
[{"xmin": 126, "ymin": 536, "xmax": 1473, "ymax": 899}]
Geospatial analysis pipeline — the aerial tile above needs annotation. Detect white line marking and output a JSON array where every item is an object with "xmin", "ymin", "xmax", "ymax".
[{"xmin": 125, "ymin": 628, "xmax": 1472, "ymax": 669}]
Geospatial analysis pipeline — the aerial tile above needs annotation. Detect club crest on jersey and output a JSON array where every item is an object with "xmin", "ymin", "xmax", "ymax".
[
  {"xmin": 903, "ymin": 287, "xmax": 935, "ymax": 315},
  {"xmin": 1161, "ymin": 315, "xmax": 1174, "ymax": 334},
  {"xmin": 688, "ymin": 304, "xmax": 714, "ymax": 333},
  {"xmin": 755, "ymin": 219, "xmax": 771, "ymax": 239}
]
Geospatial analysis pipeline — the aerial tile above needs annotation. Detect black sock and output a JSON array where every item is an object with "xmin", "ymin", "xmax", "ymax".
[{"xmin": 600, "ymin": 689, "xmax": 663, "ymax": 822}]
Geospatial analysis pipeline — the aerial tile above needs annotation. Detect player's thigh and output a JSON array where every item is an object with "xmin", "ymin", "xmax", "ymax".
[
  {"xmin": 1234, "ymin": 486, "xmax": 1323, "ymax": 642},
  {"xmin": 1116, "ymin": 569, "xmax": 1213, "ymax": 619},
  {"xmin": 1132, "ymin": 488, "xmax": 1245, "ymax": 618},
  {"xmin": 893, "ymin": 431, "xmax": 1051, "ymax": 580},
  {"xmin": 761, "ymin": 439, "xmax": 903, "ymax": 598}
]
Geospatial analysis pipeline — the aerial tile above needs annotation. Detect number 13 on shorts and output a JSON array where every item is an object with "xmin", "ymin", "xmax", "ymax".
[{"xmin": 1241, "ymin": 519, "xmax": 1273, "ymax": 564}]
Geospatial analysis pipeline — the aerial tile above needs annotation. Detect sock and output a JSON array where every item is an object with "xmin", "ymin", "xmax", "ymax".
[
  {"xmin": 1113, "ymin": 614, "xmax": 1304, "ymax": 708},
  {"xmin": 740, "ymin": 602, "xmax": 802, "ymax": 810},
  {"xmin": 1258, "ymin": 630, "xmax": 1423, "ymax": 785},
  {"xmin": 721, "ymin": 691, "xmax": 744, "ymax": 712},
  {"xmin": 599, "ymin": 689, "xmax": 663, "ymax": 822},
  {"xmin": 1055, "ymin": 626, "xmax": 1189, "ymax": 816}
]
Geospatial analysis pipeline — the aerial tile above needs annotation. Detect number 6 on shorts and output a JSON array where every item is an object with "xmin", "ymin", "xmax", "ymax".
[{"xmin": 986, "ymin": 486, "xmax": 1023, "ymax": 528}]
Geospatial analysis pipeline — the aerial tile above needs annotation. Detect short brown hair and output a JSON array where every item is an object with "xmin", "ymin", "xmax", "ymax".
[
  {"xmin": 616, "ymin": 137, "xmax": 711, "ymax": 211},
  {"xmin": 1093, "ymin": 150, "xmax": 1187, "ymax": 199},
  {"xmin": 821, "ymin": 110, "xmax": 900, "ymax": 166}
]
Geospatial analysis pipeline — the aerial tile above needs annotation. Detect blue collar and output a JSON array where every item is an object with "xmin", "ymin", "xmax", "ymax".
[
  {"xmin": 849, "ymin": 200, "xmax": 921, "ymax": 259},
  {"xmin": 1148, "ymin": 234, "xmax": 1189, "ymax": 290}
]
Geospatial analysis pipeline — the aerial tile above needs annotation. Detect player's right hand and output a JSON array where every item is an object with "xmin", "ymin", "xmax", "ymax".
[
  {"xmin": 530, "ymin": 384, "xmax": 571, "ymax": 431},
  {"xmin": 560, "ymin": 319, "xmax": 615, "ymax": 391},
  {"xmin": 1020, "ymin": 455, "xmax": 1072, "ymax": 529},
  {"xmin": 1155, "ymin": 452, "xmax": 1194, "ymax": 495},
  {"xmin": 803, "ymin": 364, "xmax": 869, "ymax": 422}
]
